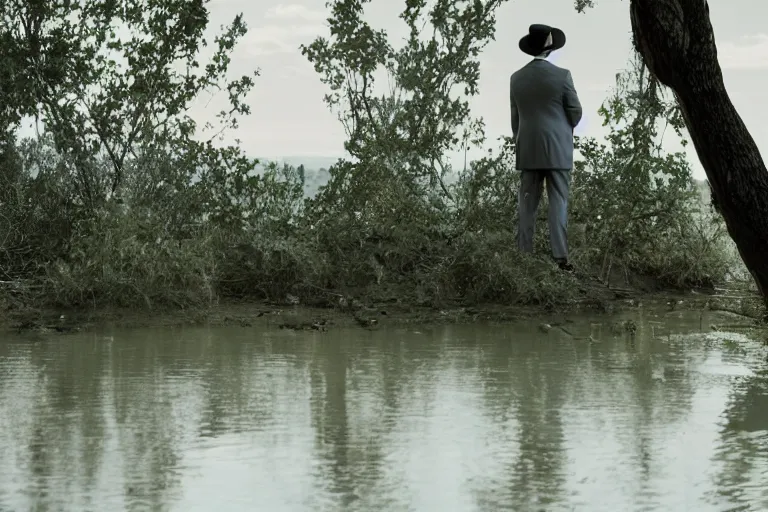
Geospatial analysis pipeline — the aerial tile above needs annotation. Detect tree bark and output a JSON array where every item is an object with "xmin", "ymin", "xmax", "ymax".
[{"xmin": 629, "ymin": 0, "xmax": 768, "ymax": 305}]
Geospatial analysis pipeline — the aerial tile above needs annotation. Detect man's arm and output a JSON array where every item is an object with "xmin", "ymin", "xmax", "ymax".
[
  {"xmin": 563, "ymin": 70, "xmax": 582, "ymax": 129},
  {"xmin": 510, "ymin": 76, "xmax": 519, "ymax": 139}
]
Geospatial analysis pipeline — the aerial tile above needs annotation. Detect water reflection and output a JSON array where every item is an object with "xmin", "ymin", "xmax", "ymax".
[
  {"xmin": 712, "ymin": 354, "xmax": 768, "ymax": 508},
  {"xmin": 0, "ymin": 309, "xmax": 766, "ymax": 511}
]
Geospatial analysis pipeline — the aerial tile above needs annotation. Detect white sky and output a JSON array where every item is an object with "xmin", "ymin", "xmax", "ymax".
[{"xmin": 21, "ymin": 0, "xmax": 768, "ymax": 179}]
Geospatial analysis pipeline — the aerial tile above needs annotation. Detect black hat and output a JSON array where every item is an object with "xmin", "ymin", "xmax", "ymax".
[{"xmin": 519, "ymin": 24, "xmax": 566, "ymax": 56}]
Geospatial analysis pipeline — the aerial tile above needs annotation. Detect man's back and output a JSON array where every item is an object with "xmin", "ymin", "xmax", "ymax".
[{"xmin": 509, "ymin": 59, "xmax": 582, "ymax": 170}]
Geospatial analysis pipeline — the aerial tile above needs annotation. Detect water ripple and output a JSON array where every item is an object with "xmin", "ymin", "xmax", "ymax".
[{"xmin": 0, "ymin": 314, "xmax": 766, "ymax": 510}]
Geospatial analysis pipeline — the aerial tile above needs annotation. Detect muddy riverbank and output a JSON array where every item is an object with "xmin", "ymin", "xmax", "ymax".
[{"xmin": 2, "ymin": 283, "xmax": 763, "ymax": 335}]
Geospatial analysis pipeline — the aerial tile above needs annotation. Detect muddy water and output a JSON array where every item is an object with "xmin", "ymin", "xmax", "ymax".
[{"xmin": 1, "ymin": 309, "xmax": 767, "ymax": 511}]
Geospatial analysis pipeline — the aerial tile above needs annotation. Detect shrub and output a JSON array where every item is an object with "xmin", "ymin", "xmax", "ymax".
[{"xmin": 0, "ymin": 0, "xmax": 747, "ymax": 314}]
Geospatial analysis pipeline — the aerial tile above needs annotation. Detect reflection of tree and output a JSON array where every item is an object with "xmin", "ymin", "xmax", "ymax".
[
  {"xmin": 107, "ymin": 330, "xmax": 185, "ymax": 509},
  {"xmin": 195, "ymin": 331, "xmax": 254, "ymax": 438},
  {"xmin": 0, "ymin": 340, "xmax": 11, "ymax": 397},
  {"xmin": 618, "ymin": 325, "xmax": 661, "ymax": 491},
  {"xmin": 104, "ymin": 327, "xmax": 284, "ymax": 507},
  {"xmin": 27, "ymin": 421, "xmax": 54, "ymax": 501},
  {"xmin": 508, "ymin": 345, "xmax": 569, "ymax": 507},
  {"xmin": 19, "ymin": 335, "xmax": 109, "ymax": 510},
  {"xmin": 722, "ymin": 369, "xmax": 768, "ymax": 433},
  {"xmin": 582, "ymin": 313, "xmax": 704, "ymax": 493},
  {"xmin": 471, "ymin": 313, "xmax": 711, "ymax": 508},
  {"xmin": 474, "ymin": 324, "xmax": 570, "ymax": 508},
  {"xmin": 309, "ymin": 331, "xmax": 352, "ymax": 505},
  {"xmin": 1, "ymin": 327, "xmax": 327, "ymax": 509},
  {"xmin": 4, "ymin": 312, "xmax": 756, "ymax": 510},
  {"xmin": 712, "ymin": 367, "xmax": 768, "ymax": 509},
  {"xmin": 307, "ymin": 328, "xmax": 445, "ymax": 508},
  {"xmin": 307, "ymin": 331, "xmax": 397, "ymax": 508}
]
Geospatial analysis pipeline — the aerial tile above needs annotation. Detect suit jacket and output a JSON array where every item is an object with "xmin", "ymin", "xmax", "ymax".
[{"xmin": 509, "ymin": 59, "xmax": 582, "ymax": 170}]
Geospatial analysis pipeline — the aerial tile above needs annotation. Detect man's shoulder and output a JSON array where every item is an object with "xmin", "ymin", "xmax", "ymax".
[
  {"xmin": 546, "ymin": 61, "xmax": 571, "ymax": 75},
  {"xmin": 511, "ymin": 60, "xmax": 570, "ymax": 77},
  {"xmin": 510, "ymin": 63, "xmax": 533, "ymax": 84}
]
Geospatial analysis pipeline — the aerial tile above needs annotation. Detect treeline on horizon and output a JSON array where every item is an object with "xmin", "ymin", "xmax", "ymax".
[{"xmin": 282, "ymin": 161, "xmax": 713, "ymax": 202}]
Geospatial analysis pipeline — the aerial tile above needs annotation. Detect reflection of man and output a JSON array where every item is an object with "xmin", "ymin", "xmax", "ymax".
[{"xmin": 509, "ymin": 24, "xmax": 582, "ymax": 272}]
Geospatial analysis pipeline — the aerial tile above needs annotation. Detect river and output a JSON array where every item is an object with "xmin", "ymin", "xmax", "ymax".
[{"xmin": 1, "ymin": 308, "xmax": 767, "ymax": 511}]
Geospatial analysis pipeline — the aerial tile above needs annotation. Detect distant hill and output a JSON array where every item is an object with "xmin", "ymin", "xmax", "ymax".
[
  {"xmin": 276, "ymin": 157, "xmax": 338, "ymax": 197},
  {"xmin": 258, "ymin": 156, "xmax": 715, "ymax": 205},
  {"xmin": 277, "ymin": 156, "xmax": 342, "ymax": 170},
  {"xmin": 254, "ymin": 156, "xmax": 339, "ymax": 197}
]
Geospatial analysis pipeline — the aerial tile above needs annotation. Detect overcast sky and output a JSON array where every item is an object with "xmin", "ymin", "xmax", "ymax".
[
  {"xmin": 188, "ymin": 0, "xmax": 768, "ymax": 179},
  {"xmin": 20, "ymin": 0, "xmax": 768, "ymax": 179}
]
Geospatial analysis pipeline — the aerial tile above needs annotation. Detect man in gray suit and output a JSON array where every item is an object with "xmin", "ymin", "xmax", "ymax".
[{"xmin": 510, "ymin": 24, "xmax": 582, "ymax": 272}]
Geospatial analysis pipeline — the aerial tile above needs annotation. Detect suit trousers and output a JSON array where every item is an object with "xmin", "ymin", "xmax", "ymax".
[{"xmin": 517, "ymin": 169, "xmax": 571, "ymax": 260}]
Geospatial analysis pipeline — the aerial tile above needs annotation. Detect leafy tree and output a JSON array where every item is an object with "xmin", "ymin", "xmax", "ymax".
[
  {"xmin": 297, "ymin": 0, "xmax": 514, "ymax": 296},
  {"xmin": 0, "ymin": 0, "xmax": 312, "ymax": 305},
  {"xmin": 572, "ymin": 54, "xmax": 730, "ymax": 285},
  {"xmin": 0, "ymin": 0, "xmax": 258, "ymax": 211},
  {"xmin": 452, "ymin": 135, "xmax": 519, "ymax": 233},
  {"xmin": 577, "ymin": 0, "xmax": 768, "ymax": 306},
  {"xmin": 300, "ymin": 0, "xmax": 504, "ymax": 215}
]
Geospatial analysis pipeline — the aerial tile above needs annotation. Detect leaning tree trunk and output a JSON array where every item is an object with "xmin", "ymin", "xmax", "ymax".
[{"xmin": 629, "ymin": 0, "xmax": 768, "ymax": 305}]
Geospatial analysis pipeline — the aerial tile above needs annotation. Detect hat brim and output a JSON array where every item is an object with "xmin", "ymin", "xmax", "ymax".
[{"xmin": 519, "ymin": 27, "xmax": 566, "ymax": 56}]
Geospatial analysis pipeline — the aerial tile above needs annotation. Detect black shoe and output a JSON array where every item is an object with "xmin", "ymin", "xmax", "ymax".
[{"xmin": 556, "ymin": 259, "xmax": 575, "ymax": 273}]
